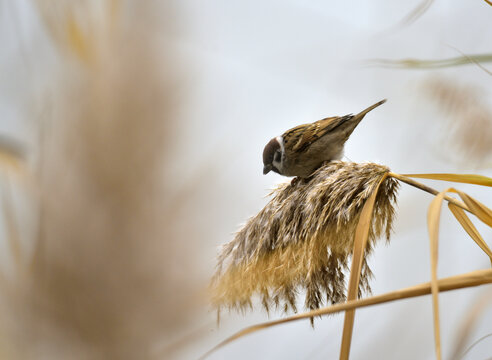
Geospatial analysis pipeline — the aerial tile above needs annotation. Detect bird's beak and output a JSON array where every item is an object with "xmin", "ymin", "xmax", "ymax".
[{"xmin": 263, "ymin": 164, "xmax": 272, "ymax": 175}]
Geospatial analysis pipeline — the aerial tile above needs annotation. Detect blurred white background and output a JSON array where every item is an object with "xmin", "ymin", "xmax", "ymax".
[{"xmin": 1, "ymin": 1, "xmax": 491, "ymax": 359}]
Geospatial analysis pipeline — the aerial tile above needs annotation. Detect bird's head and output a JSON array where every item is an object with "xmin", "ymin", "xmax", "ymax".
[{"xmin": 262, "ymin": 137, "xmax": 283, "ymax": 175}]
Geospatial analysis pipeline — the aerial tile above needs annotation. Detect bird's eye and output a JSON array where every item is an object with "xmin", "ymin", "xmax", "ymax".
[{"xmin": 274, "ymin": 151, "xmax": 281, "ymax": 162}]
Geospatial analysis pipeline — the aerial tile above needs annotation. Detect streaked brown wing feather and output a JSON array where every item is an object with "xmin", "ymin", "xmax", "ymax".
[{"xmin": 289, "ymin": 115, "xmax": 353, "ymax": 152}]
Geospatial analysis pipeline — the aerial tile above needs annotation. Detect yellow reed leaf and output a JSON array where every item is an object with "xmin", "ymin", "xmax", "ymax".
[
  {"xmin": 450, "ymin": 290, "xmax": 492, "ymax": 359},
  {"xmin": 396, "ymin": 0, "xmax": 434, "ymax": 27},
  {"xmin": 1, "ymin": 178, "xmax": 22, "ymax": 269},
  {"xmin": 66, "ymin": 15, "xmax": 92, "ymax": 63},
  {"xmin": 455, "ymin": 190, "xmax": 492, "ymax": 227},
  {"xmin": 0, "ymin": 139, "xmax": 26, "ymax": 177},
  {"xmin": 423, "ymin": 186, "xmax": 492, "ymax": 360},
  {"xmin": 339, "ymin": 173, "xmax": 388, "ymax": 360},
  {"xmin": 403, "ymin": 173, "xmax": 492, "ymax": 186},
  {"xmin": 0, "ymin": 152, "xmax": 23, "ymax": 175},
  {"xmin": 201, "ymin": 269, "xmax": 492, "ymax": 360},
  {"xmin": 368, "ymin": 54, "xmax": 492, "ymax": 69},
  {"xmin": 427, "ymin": 189, "xmax": 450, "ymax": 360},
  {"xmin": 448, "ymin": 203, "xmax": 492, "ymax": 266}
]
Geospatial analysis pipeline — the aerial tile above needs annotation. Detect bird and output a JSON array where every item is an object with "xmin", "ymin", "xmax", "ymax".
[{"xmin": 262, "ymin": 99, "xmax": 386, "ymax": 178}]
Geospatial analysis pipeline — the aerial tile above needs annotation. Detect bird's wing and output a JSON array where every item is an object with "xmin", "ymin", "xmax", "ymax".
[{"xmin": 287, "ymin": 115, "xmax": 353, "ymax": 153}]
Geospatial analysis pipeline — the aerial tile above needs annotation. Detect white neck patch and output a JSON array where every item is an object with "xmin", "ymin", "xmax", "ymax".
[
  {"xmin": 273, "ymin": 136, "xmax": 285, "ymax": 171},
  {"xmin": 276, "ymin": 136, "xmax": 285, "ymax": 153}
]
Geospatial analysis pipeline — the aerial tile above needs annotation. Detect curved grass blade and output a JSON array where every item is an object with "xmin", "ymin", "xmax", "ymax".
[
  {"xmin": 367, "ymin": 54, "xmax": 492, "ymax": 69},
  {"xmin": 447, "ymin": 46, "xmax": 492, "ymax": 76},
  {"xmin": 427, "ymin": 189, "xmax": 453, "ymax": 360},
  {"xmin": 200, "ymin": 269, "xmax": 492, "ymax": 360},
  {"xmin": 389, "ymin": 172, "xmax": 469, "ymax": 212},
  {"xmin": 396, "ymin": 0, "xmax": 434, "ymax": 28},
  {"xmin": 460, "ymin": 333, "xmax": 492, "ymax": 359},
  {"xmin": 339, "ymin": 173, "xmax": 388, "ymax": 360},
  {"xmin": 0, "ymin": 136, "xmax": 26, "ymax": 177},
  {"xmin": 403, "ymin": 173, "xmax": 492, "ymax": 187},
  {"xmin": 66, "ymin": 14, "xmax": 94, "ymax": 63},
  {"xmin": 450, "ymin": 290, "xmax": 492, "ymax": 359},
  {"xmin": 455, "ymin": 190, "xmax": 492, "ymax": 227},
  {"xmin": 448, "ymin": 203, "xmax": 492, "ymax": 266},
  {"xmin": 425, "ymin": 186, "xmax": 492, "ymax": 359},
  {"xmin": 1, "ymin": 175, "xmax": 22, "ymax": 269}
]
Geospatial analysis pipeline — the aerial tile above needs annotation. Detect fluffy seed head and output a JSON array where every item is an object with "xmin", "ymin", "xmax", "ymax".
[{"xmin": 211, "ymin": 161, "xmax": 399, "ymax": 316}]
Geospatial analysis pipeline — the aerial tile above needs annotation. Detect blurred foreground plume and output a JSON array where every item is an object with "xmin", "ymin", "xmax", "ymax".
[
  {"xmin": 211, "ymin": 162, "xmax": 399, "ymax": 316},
  {"xmin": 423, "ymin": 77, "xmax": 492, "ymax": 167},
  {"xmin": 1, "ymin": 1, "xmax": 203, "ymax": 359}
]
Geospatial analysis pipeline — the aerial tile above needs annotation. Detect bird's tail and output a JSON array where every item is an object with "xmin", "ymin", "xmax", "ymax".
[
  {"xmin": 356, "ymin": 99, "xmax": 387, "ymax": 118},
  {"xmin": 341, "ymin": 99, "xmax": 386, "ymax": 139}
]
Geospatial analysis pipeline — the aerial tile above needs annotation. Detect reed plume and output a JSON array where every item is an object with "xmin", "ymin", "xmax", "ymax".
[
  {"xmin": 211, "ymin": 161, "xmax": 399, "ymax": 316},
  {"xmin": 423, "ymin": 77, "xmax": 492, "ymax": 167}
]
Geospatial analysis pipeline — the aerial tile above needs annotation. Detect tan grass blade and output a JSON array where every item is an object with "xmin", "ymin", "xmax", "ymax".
[
  {"xmin": 460, "ymin": 333, "xmax": 492, "ymax": 359},
  {"xmin": 423, "ymin": 186, "xmax": 492, "ymax": 359},
  {"xmin": 450, "ymin": 290, "xmax": 492, "ymax": 359},
  {"xmin": 396, "ymin": 0, "xmax": 434, "ymax": 27},
  {"xmin": 389, "ymin": 173, "xmax": 470, "ymax": 212},
  {"xmin": 448, "ymin": 203, "xmax": 492, "ymax": 266},
  {"xmin": 66, "ymin": 14, "xmax": 93, "ymax": 63},
  {"xmin": 200, "ymin": 269, "xmax": 492, "ymax": 360},
  {"xmin": 35, "ymin": 2, "xmax": 120, "ymax": 64},
  {"xmin": 403, "ymin": 173, "xmax": 492, "ymax": 187},
  {"xmin": 484, "ymin": 0, "xmax": 492, "ymax": 6},
  {"xmin": 367, "ymin": 54, "xmax": 492, "ymax": 69},
  {"xmin": 0, "ymin": 140, "xmax": 26, "ymax": 271},
  {"xmin": 1, "ymin": 175, "xmax": 22, "ymax": 270},
  {"xmin": 0, "ymin": 152, "xmax": 23, "ymax": 175},
  {"xmin": 454, "ymin": 190, "xmax": 492, "ymax": 227},
  {"xmin": 340, "ymin": 173, "xmax": 388, "ymax": 360},
  {"xmin": 447, "ymin": 46, "xmax": 492, "ymax": 76},
  {"xmin": 427, "ymin": 189, "xmax": 452, "ymax": 360},
  {"xmin": 157, "ymin": 322, "xmax": 213, "ymax": 359},
  {"xmin": 0, "ymin": 138, "xmax": 26, "ymax": 177}
]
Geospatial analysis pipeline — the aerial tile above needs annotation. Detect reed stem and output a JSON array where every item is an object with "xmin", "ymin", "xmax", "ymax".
[{"xmin": 388, "ymin": 172, "xmax": 470, "ymax": 213}]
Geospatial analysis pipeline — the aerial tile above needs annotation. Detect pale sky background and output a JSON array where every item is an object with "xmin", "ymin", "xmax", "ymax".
[{"xmin": 1, "ymin": 1, "xmax": 492, "ymax": 359}]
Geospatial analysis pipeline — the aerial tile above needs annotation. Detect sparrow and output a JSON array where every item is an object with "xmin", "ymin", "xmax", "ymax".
[{"xmin": 262, "ymin": 99, "xmax": 386, "ymax": 178}]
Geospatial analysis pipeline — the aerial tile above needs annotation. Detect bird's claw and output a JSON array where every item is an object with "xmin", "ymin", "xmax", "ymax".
[{"xmin": 290, "ymin": 177, "xmax": 300, "ymax": 186}]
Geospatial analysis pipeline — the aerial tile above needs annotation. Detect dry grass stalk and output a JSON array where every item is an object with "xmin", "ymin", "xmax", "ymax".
[
  {"xmin": 1, "ymin": 176, "xmax": 23, "ymax": 270},
  {"xmin": 0, "ymin": 139, "xmax": 28, "ymax": 275},
  {"xmin": 450, "ymin": 290, "xmax": 492, "ymax": 359},
  {"xmin": 207, "ymin": 171, "xmax": 492, "ymax": 359},
  {"xmin": 448, "ymin": 203, "xmax": 492, "ymax": 264},
  {"xmin": 426, "ymin": 184, "xmax": 492, "ymax": 360},
  {"xmin": 339, "ymin": 172, "xmax": 389, "ymax": 359},
  {"xmin": 367, "ymin": 54, "xmax": 492, "ymax": 69},
  {"xmin": 427, "ymin": 189, "xmax": 447, "ymax": 359},
  {"xmin": 339, "ymin": 173, "xmax": 492, "ymax": 360},
  {"xmin": 211, "ymin": 161, "xmax": 399, "ymax": 317},
  {"xmin": 201, "ymin": 269, "xmax": 492, "ymax": 360},
  {"xmin": 401, "ymin": 173, "xmax": 492, "ymax": 187},
  {"xmin": 389, "ymin": 173, "xmax": 470, "ymax": 211},
  {"xmin": 396, "ymin": 0, "xmax": 434, "ymax": 28},
  {"xmin": 0, "ymin": 137, "xmax": 26, "ymax": 177}
]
